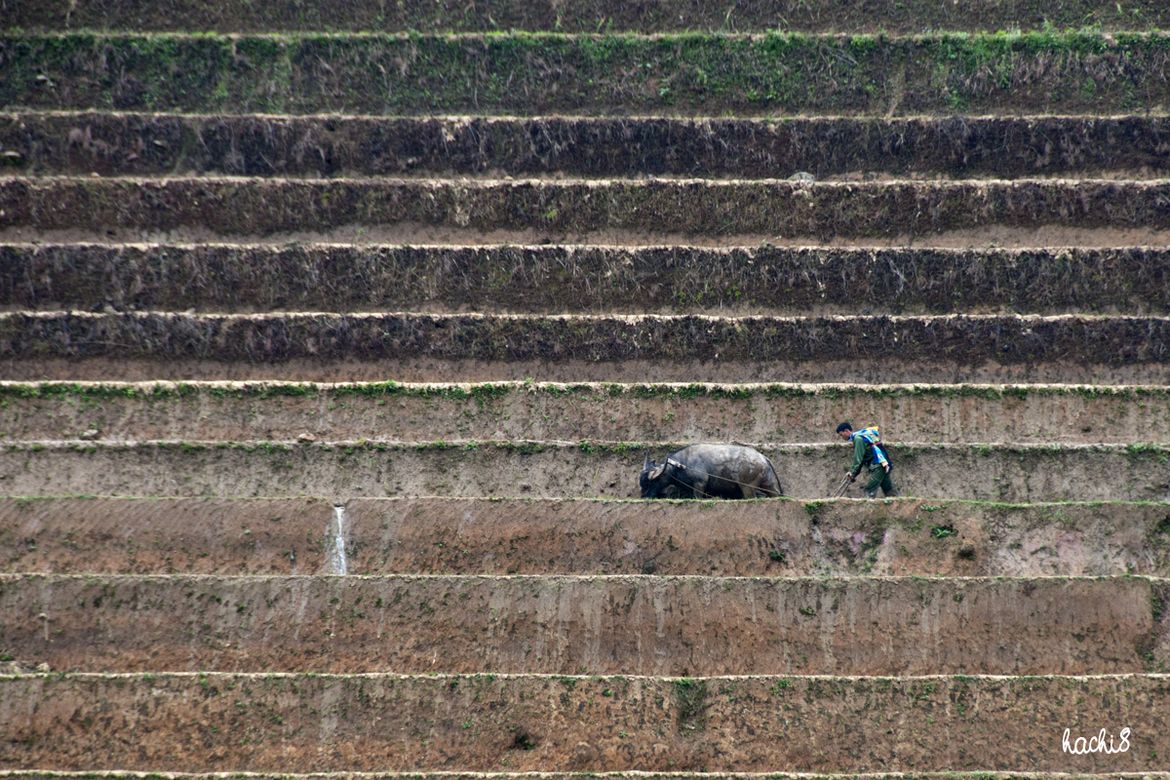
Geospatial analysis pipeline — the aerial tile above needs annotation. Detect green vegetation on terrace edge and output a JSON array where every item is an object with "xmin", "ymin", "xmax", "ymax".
[
  {"xmin": 2, "ymin": 31, "xmax": 1168, "ymax": 114},
  {"xmin": 3, "ymin": 495, "xmax": 1169, "ymax": 510},
  {"xmin": 6, "ymin": 0, "xmax": 1170, "ymax": 33},
  {"xmin": 4, "ymin": 381, "xmax": 1169, "ymax": 402}
]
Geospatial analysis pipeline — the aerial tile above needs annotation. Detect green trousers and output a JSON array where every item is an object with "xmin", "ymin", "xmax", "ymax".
[{"xmin": 863, "ymin": 466, "xmax": 897, "ymax": 498}]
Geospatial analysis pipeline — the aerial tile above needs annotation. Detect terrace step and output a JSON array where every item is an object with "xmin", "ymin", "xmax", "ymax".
[
  {"xmin": 7, "ymin": 1, "xmax": 1169, "ymax": 778},
  {"xmin": 6, "ymin": 497, "xmax": 1169, "ymax": 578},
  {"xmin": 5, "ymin": 112, "xmax": 1170, "ymax": 180},
  {"xmin": 3, "ymin": 775, "xmax": 1153, "ymax": 780},
  {"xmin": 0, "ymin": 497, "xmax": 331, "ymax": 574},
  {"xmin": 3, "ymin": 177, "xmax": 1170, "ymax": 244},
  {"xmin": 3, "ymin": 574, "xmax": 1166, "ymax": 675},
  {"xmin": 5, "ymin": 243, "xmax": 1169, "ymax": 316},
  {"xmin": 3, "ymin": 312, "xmax": 1169, "ymax": 384},
  {"xmin": 8, "ymin": 0, "xmax": 1170, "ymax": 33},
  {"xmin": 3, "ymin": 776, "xmax": 1152, "ymax": 780},
  {"xmin": 3, "ymin": 32, "xmax": 1168, "ymax": 116},
  {"xmin": 1, "ymin": 441, "xmax": 1169, "ymax": 502},
  {"xmin": 4, "ymin": 381, "xmax": 1170, "ymax": 445},
  {"xmin": 2, "ymin": 673, "xmax": 1167, "ymax": 771},
  {"xmin": 6, "ymin": 775, "xmax": 1149, "ymax": 780}
]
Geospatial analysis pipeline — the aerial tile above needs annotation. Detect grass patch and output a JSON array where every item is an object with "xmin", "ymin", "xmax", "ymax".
[
  {"xmin": 673, "ymin": 677, "xmax": 708, "ymax": 734},
  {"xmin": 2, "ymin": 31, "xmax": 1166, "ymax": 114}
]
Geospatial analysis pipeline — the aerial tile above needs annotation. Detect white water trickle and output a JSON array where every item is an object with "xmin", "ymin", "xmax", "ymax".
[{"xmin": 328, "ymin": 504, "xmax": 349, "ymax": 576}]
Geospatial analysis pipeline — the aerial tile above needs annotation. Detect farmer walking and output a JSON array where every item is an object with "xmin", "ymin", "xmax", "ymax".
[{"xmin": 836, "ymin": 422, "xmax": 898, "ymax": 498}]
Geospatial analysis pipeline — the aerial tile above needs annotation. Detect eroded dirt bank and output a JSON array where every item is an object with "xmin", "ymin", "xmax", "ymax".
[
  {"xmin": 5, "ymin": 113, "xmax": 1169, "ymax": 179},
  {"xmin": 5, "ymin": 178, "xmax": 1170, "ymax": 238},
  {"xmin": 3, "ymin": 381, "xmax": 1167, "ymax": 444},
  {"xmin": 5, "ymin": 244, "xmax": 1169, "ymax": 315},
  {"xmin": 5, "ymin": 497, "xmax": 1169, "ymax": 577},
  {"xmin": 2, "ymin": 674, "xmax": 1167, "ymax": 771},
  {"xmin": 3, "ymin": 313, "xmax": 1169, "ymax": 385},
  {"xmin": 1, "ymin": 442, "xmax": 1168, "ymax": 502},
  {"xmin": 2, "ymin": 574, "xmax": 1165, "ymax": 675}
]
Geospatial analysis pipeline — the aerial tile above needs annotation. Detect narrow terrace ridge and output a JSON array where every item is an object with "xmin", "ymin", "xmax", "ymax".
[
  {"xmin": 4, "ymin": 177, "xmax": 1169, "ymax": 243},
  {"xmin": 2, "ymin": 673, "xmax": 1168, "ymax": 771},
  {"xmin": 8, "ymin": 0, "xmax": 1170, "ymax": 33},
  {"xmin": 2, "ymin": 32, "xmax": 1169, "ymax": 116},
  {"xmin": 6, "ymin": 496, "xmax": 1169, "ymax": 578},
  {"xmin": 6, "ymin": 243, "xmax": 1170, "ymax": 316},
  {"xmin": 8, "ymin": 227, "xmax": 1166, "ymax": 250},
  {"xmin": 3, "ymin": 312, "xmax": 1169, "ymax": 384},
  {"xmin": 2, "ymin": 440, "xmax": 1169, "ymax": 502},
  {"xmin": 6, "ymin": 775, "xmax": 1170, "ymax": 780},
  {"xmin": 3, "ymin": 574, "xmax": 1166, "ymax": 675},
  {"xmin": 5, "ymin": 112, "xmax": 1170, "ymax": 179},
  {"xmin": 5, "ymin": 381, "xmax": 1170, "ymax": 445}
]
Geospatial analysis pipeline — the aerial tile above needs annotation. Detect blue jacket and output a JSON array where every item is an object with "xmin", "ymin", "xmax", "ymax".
[{"xmin": 851, "ymin": 426, "xmax": 889, "ymax": 473}]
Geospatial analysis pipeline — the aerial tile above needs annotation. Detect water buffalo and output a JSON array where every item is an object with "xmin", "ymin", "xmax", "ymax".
[{"xmin": 640, "ymin": 444, "xmax": 783, "ymax": 499}]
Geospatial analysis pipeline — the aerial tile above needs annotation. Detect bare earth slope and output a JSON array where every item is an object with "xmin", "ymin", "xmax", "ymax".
[{"xmin": 2, "ymin": 3, "xmax": 1169, "ymax": 778}]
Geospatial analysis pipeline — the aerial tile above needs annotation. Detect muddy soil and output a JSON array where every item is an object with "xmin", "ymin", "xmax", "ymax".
[
  {"xmin": 2, "ymin": 574, "xmax": 1164, "ymax": 675},
  {"xmin": 5, "ymin": 178, "xmax": 1170, "ymax": 239},
  {"xmin": 5, "ymin": 497, "xmax": 1169, "ymax": 578},
  {"xmin": 2, "ymin": 381, "xmax": 1167, "ymax": 444},
  {"xmin": 5, "ymin": 113, "xmax": 1169, "ymax": 179},
  {"xmin": 1, "ymin": 442, "xmax": 1169, "ymax": 502},
  {"xmin": 3, "ymin": 775, "xmax": 1165, "ymax": 780},
  {"xmin": 5, "ymin": 243, "xmax": 1170, "ymax": 316},
  {"xmin": 9, "ymin": 356, "xmax": 1170, "ymax": 384},
  {"xmin": 3, "ymin": 313, "xmax": 1169, "ymax": 385},
  {"xmin": 2, "ymin": 674, "xmax": 1168, "ymax": 771},
  {"xmin": 6, "ymin": 225, "xmax": 1170, "ymax": 249},
  {"xmin": 0, "ymin": 497, "xmax": 330, "ymax": 574}
]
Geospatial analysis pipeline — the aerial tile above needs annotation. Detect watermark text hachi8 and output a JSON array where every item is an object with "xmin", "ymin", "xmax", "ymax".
[{"xmin": 1062, "ymin": 727, "xmax": 1131, "ymax": 755}]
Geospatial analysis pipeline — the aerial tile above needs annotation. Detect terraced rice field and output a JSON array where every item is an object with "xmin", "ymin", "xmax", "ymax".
[{"xmin": 2, "ymin": 1, "xmax": 1169, "ymax": 779}]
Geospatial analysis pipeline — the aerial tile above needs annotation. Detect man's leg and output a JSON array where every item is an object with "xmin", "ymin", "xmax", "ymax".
[
  {"xmin": 863, "ymin": 467, "xmax": 884, "ymax": 498},
  {"xmin": 880, "ymin": 470, "xmax": 898, "ymax": 497}
]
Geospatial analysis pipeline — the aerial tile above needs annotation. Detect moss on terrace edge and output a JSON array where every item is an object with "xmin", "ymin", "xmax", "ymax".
[
  {"xmin": 2, "ymin": 31, "xmax": 1169, "ymax": 114},
  {"xmin": 4, "ymin": 381, "xmax": 1170, "ymax": 402},
  {"xmin": 7, "ymin": 0, "xmax": 1170, "ymax": 33}
]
